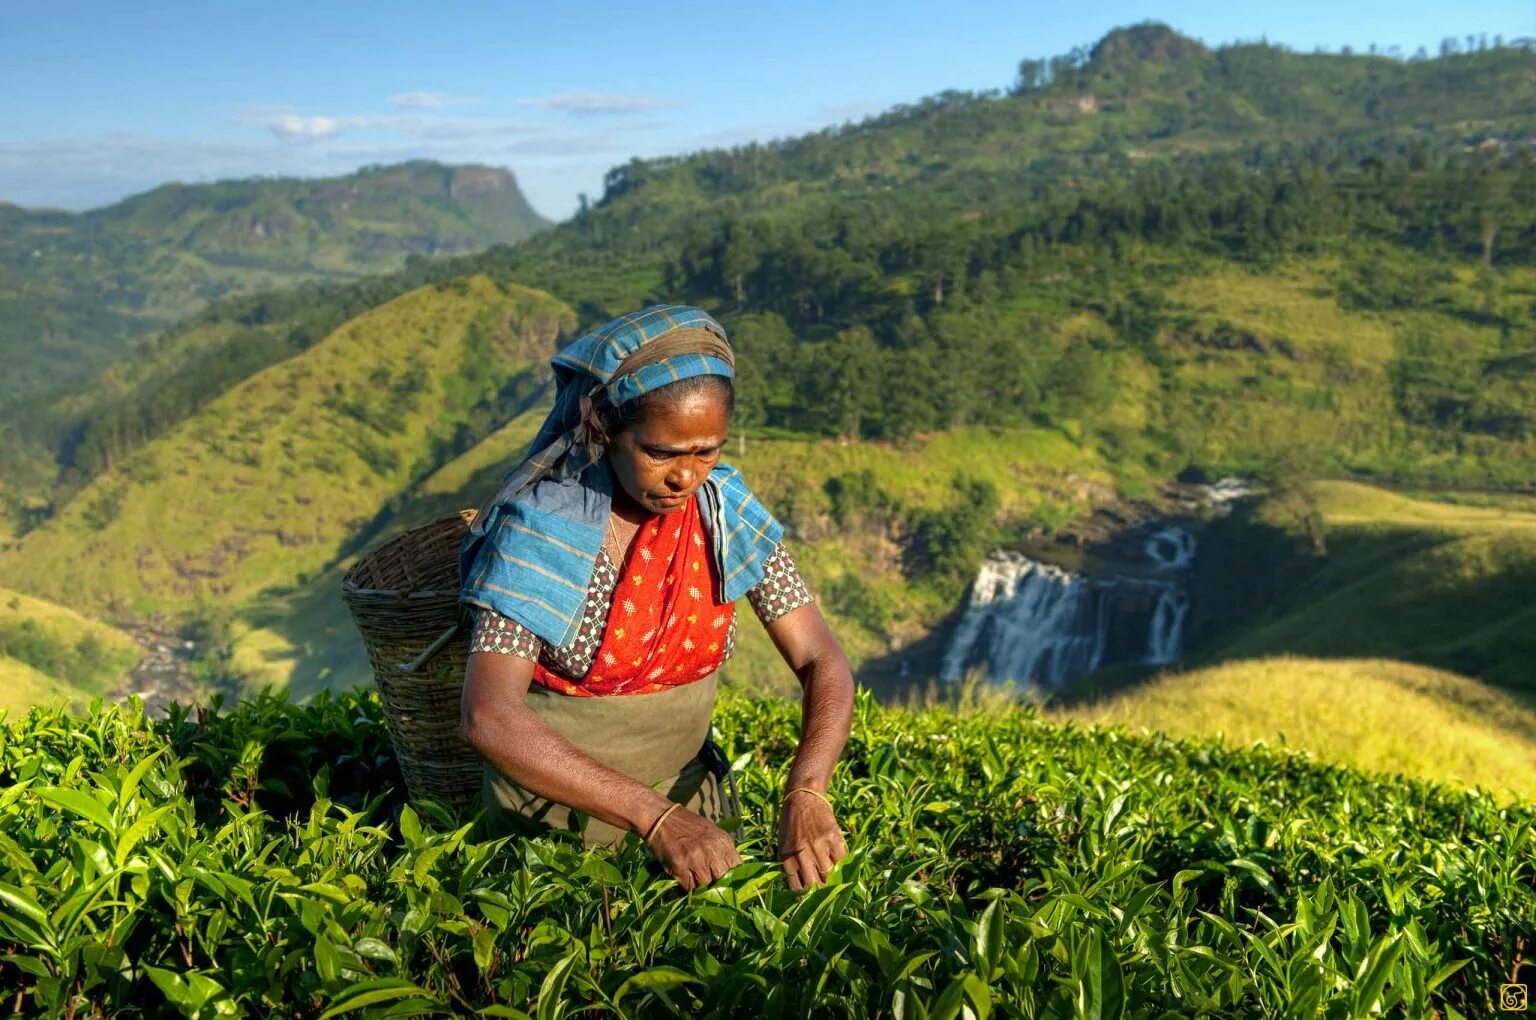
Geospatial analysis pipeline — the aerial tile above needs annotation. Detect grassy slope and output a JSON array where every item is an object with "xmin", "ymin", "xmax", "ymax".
[
  {"xmin": 1210, "ymin": 482, "xmax": 1536, "ymax": 688},
  {"xmin": 0, "ymin": 277, "xmax": 575, "ymax": 615},
  {"xmin": 0, "ymin": 586, "xmax": 141, "ymax": 711},
  {"xmin": 0, "ymin": 658, "xmax": 80, "ymax": 717},
  {"xmin": 230, "ymin": 401, "xmax": 554, "ymax": 692},
  {"xmin": 1152, "ymin": 259, "xmax": 1536, "ymax": 479},
  {"xmin": 1051, "ymin": 656, "xmax": 1536, "ymax": 805}
]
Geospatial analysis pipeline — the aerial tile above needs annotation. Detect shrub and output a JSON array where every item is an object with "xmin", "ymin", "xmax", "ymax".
[
  {"xmin": 0, "ymin": 686, "xmax": 1529, "ymax": 1017},
  {"xmin": 902, "ymin": 476, "xmax": 1001, "ymax": 597}
]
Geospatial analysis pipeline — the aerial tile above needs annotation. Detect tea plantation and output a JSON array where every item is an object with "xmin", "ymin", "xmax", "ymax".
[{"xmin": 0, "ymin": 686, "xmax": 1531, "ymax": 1018}]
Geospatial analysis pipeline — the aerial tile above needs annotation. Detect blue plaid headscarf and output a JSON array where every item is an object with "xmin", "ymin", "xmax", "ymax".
[{"xmin": 458, "ymin": 305, "xmax": 783, "ymax": 647}]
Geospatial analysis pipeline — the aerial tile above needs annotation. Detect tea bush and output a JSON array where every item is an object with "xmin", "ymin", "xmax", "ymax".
[{"xmin": 0, "ymin": 686, "xmax": 1531, "ymax": 1017}]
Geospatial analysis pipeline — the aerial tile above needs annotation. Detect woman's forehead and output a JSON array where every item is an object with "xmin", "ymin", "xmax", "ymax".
[{"xmin": 633, "ymin": 391, "xmax": 730, "ymax": 444}]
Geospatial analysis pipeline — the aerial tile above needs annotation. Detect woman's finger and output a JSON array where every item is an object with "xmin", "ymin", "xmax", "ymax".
[
  {"xmin": 781, "ymin": 853, "xmax": 804, "ymax": 892},
  {"xmin": 796, "ymin": 847, "xmax": 827, "ymax": 887},
  {"xmin": 807, "ymin": 838, "xmax": 836, "ymax": 880}
]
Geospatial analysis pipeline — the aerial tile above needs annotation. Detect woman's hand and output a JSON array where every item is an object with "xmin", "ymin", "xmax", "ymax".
[
  {"xmin": 646, "ymin": 806, "xmax": 743, "ymax": 891},
  {"xmin": 775, "ymin": 794, "xmax": 848, "ymax": 891}
]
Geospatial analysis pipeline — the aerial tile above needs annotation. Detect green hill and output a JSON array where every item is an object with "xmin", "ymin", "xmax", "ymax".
[
  {"xmin": 0, "ymin": 161, "xmax": 549, "ymax": 410},
  {"xmin": 1052, "ymin": 656, "xmax": 1536, "ymax": 803},
  {"xmin": 1192, "ymin": 481, "xmax": 1536, "ymax": 689},
  {"xmin": 8, "ymin": 28, "xmax": 1534, "ymax": 537},
  {"xmin": 0, "ymin": 684, "xmax": 1529, "ymax": 1016},
  {"xmin": 0, "ymin": 586, "xmax": 141, "ymax": 713},
  {"xmin": 0, "ymin": 276, "xmax": 574, "ymax": 615}
]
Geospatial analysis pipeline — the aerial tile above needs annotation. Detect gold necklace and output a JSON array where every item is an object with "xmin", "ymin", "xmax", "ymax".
[{"xmin": 604, "ymin": 514, "xmax": 622, "ymax": 565}]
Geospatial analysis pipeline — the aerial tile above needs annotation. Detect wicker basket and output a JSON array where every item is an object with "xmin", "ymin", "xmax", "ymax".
[{"xmin": 341, "ymin": 509, "xmax": 482, "ymax": 806}]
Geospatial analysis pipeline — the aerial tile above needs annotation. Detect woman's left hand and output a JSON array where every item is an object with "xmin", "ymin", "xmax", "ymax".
[{"xmin": 775, "ymin": 793, "xmax": 847, "ymax": 891}]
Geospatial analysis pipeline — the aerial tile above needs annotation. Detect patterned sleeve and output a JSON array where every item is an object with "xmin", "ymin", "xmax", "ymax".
[
  {"xmin": 469, "ymin": 607, "xmax": 544, "ymax": 661},
  {"xmin": 745, "ymin": 541, "xmax": 816, "ymax": 626}
]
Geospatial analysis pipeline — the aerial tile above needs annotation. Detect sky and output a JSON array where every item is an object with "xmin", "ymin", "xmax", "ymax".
[{"xmin": 2, "ymin": 1, "xmax": 1531, "ymax": 221}]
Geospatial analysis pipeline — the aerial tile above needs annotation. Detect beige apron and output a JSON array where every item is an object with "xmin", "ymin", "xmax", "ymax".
[{"xmin": 481, "ymin": 673, "xmax": 741, "ymax": 849}]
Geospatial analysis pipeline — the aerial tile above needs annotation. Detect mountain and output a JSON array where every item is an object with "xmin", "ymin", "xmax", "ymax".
[{"xmin": 0, "ymin": 161, "xmax": 550, "ymax": 410}]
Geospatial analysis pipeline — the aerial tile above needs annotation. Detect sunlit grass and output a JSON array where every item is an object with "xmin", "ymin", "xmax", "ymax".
[
  {"xmin": 1214, "ymin": 484, "xmax": 1536, "ymax": 690},
  {"xmin": 0, "ymin": 585, "xmax": 140, "ymax": 702},
  {"xmin": 0, "ymin": 656, "xmax": 85, "ymax": 716},
  {"xmin": 1051, "ymin": 656, "xmax": 1536, "ymax": 806},
  {"xmin": 0, "ymin": 277, "xmax": 574, "ymax": 617},
  {"xmin": 1167, "ymin": 261, "xmax": 1398, "ymax": 365}
]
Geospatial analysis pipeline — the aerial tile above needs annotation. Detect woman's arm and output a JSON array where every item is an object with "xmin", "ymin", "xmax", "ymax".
[
  {"xmin": 460, "ymin": 651, "xmax": 742, "ymax": 890},
  {"xmin": 761, "ymin": 602, "xmax": 855, "ymax": 889}
]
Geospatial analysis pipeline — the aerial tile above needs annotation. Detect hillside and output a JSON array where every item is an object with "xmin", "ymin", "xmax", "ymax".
[
  {"xmin": 0, "ymin": 586, "xmax": 141, "ymax": 713},
  {"xmin": 0, "ymin": 277, "xmax": 574, "ymax": 615},
  {"xmin": 0, "ymin": 161, "xmax": 549, "ymax": 410},
  {"xmin": 1191, "ymin": 481, "xmax": 1536, "ymax": 689},
  {"xmin": 0, "ymin": 685, "xmax": 1530, "ymax": 1016},
  {"xmin": 1053, "ymin": 656, "xmax": 1536, "ymax": 804},
  {"xmin": 0, "ymin": 26, "xmax": 1531, "ymax": 718},
  {"xmin": 6, "ymin": 29, "xmax": 1534, "ymax": 540}
]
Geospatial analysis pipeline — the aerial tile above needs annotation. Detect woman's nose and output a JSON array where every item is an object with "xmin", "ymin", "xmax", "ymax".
[{"xmin": 668, "ymin": 464, "xmax": 695, "ymax": 491}]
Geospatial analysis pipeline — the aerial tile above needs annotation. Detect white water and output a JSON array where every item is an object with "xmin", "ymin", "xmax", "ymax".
[
  {"xmin": 1145, "ymin": 587, "xmax": 1190, "ymax": 665},
  {"xmin": 942, "ymin": 526, "xmax": 1196, "ymax": 690},
  {"xmin": 1144, "ymin": 527, "xmax": 1197, "ymax": 571}
]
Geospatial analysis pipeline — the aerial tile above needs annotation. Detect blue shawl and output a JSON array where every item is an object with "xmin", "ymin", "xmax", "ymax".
[{"xmin": 457, "ymin": 305, "xmax": 783, "ymax": 647}]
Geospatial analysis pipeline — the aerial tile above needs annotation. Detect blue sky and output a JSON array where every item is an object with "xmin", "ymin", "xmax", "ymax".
[{"xmin": 1, "ymin": 1, "xmax": 1531, "ymax": 219}]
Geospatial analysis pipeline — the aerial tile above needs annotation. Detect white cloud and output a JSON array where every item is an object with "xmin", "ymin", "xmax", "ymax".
[
  {"xmin": 517, "ymin": 90, "xmax": 675, "ymax": 116},
  {"xmin": 269, "ymin": 113, "xmax": 341, "ymax": 139},
  {"xmin": 387, "ymin": 91, "xmax": 482, "ymax": 110},
  {"xmin": 233, "ymin": 106, "xmax": 554, "ymax": 143}
]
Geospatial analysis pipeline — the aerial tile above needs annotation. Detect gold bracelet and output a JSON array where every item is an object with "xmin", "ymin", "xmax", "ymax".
[
  {"xmin": 644, "ymin": 802, "xmax": 683, "ymax": 844},
  {"xmin": 784, "ymin": 786, "xmax": 832, "ymax": 808}
]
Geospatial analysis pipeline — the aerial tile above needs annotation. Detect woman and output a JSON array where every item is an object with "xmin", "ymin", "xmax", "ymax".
[{"xmin": 457, "ymin": 304, "xmax": 855, "ymax": 893}]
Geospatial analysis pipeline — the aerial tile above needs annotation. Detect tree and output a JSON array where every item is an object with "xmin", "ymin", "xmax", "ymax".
[
  {"xmin": 1013, "ymin": 58, "xmax": 1047, "ymax": 94},
  {"xmin": 901, "ymin": 476, "xmax": 1001, "ymax": 597}
]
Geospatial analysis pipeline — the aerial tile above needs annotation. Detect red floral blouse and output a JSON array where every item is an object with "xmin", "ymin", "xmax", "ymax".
[{"xmin": 469, "ymin": 540, "xmax": 814, "ymax": 685}]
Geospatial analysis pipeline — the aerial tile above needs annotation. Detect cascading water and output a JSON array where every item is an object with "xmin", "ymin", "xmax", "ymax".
[
  {"xmin": 941, "ymin": 525, "xmax": 1197, "ymax": 691},
  {"xmin": 1144, "ymin": 587, "xmax": 1189, "ymax": 665}
]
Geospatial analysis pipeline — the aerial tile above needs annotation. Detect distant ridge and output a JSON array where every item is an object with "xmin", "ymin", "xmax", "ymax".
[{"xmin": 0, "ymin": 161, "xmax": 550, "ymax": 409}]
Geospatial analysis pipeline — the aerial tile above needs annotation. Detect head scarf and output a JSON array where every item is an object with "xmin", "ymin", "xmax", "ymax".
[{"xmin": 458, "ymin": 305, "xmax": 783, "ymax": 647}]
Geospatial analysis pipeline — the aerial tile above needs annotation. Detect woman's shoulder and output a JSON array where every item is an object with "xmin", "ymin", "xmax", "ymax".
[{"xmin": 708, "ymin": 461, "xmax": 747, "ymax": 486}]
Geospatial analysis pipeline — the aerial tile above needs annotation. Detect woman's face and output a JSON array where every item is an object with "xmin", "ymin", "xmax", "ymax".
[{"xmin": 607, "ymin": 387, "xmax": 730, "ymax": 515}]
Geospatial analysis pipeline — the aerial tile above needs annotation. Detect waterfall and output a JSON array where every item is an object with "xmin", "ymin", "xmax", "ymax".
[
  {"xmin": 1144, "ymin": 587, "xmax": 1190, "ymax": 665},
  {"xmin": 942, "ymin": 526, "xmax": 1196, "ymax": 691}
]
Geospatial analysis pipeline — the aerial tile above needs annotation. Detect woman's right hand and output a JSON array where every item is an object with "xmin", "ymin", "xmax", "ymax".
[{"xmin": 646, "ymin": 806, "xmax": 742, "ymax": 891}]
